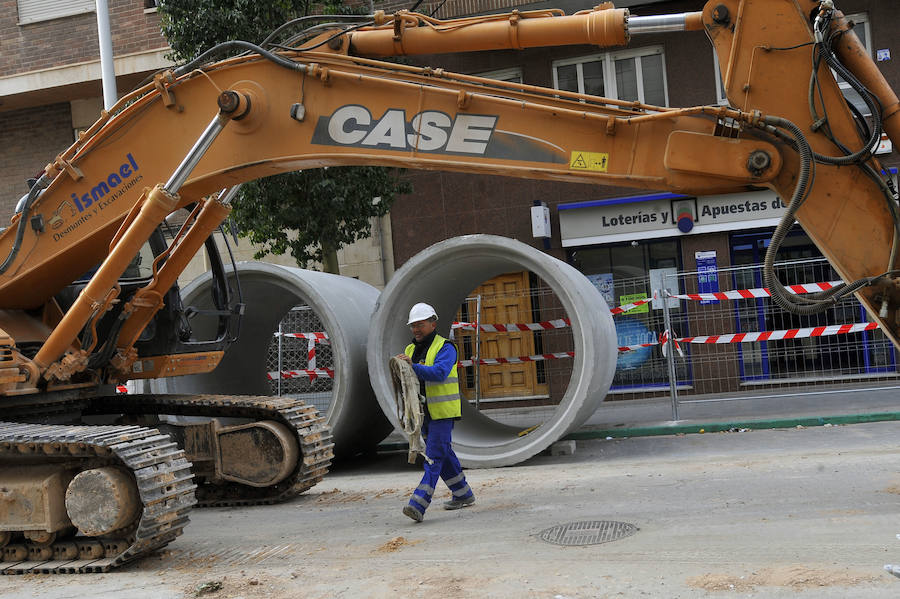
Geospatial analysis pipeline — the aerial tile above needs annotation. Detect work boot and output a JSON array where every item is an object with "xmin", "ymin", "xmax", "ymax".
[
  {"xmin": 403, "ymin": 505, "xmax": 424, "ymax": 522},
  {"xmin": 443, "ymin": 495, "xmax": 475, "ymax": 510}
]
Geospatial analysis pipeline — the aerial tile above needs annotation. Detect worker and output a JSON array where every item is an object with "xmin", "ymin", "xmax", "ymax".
[{"xmin": 396, "ymin": 302, "xmax": 475, "ymax": 522}]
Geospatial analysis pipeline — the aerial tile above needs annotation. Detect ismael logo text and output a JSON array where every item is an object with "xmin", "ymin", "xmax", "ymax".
[{"xmin": 52, "ymin": 153, "xmax": 143, "ymax": 242}]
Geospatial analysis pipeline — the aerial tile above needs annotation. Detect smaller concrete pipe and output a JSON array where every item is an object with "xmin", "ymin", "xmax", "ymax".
[
  {"xmin": 160, "ymin": 262, "xmax": 392, "ymax": 457},
  {"xmin": 367, "ymin": 235, "xmax": 617, "ymax": 468}
]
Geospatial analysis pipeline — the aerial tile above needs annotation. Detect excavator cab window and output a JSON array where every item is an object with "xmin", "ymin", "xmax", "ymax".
[
  {"xmin": 121, "ymin": 241, "xmax": 156, "ymax": 280},
  {"xmin": 55, "ymin": 226, "xmax": 242, "ymax": 370},
  {"xmin": 131, "ymin": 226, "xmax": 242, "ymax": 358}
]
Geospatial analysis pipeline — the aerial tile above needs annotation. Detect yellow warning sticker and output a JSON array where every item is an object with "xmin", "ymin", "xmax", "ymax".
[{"xmin": 569, "ymin": 151, "xmax": 609, "ymax": 172}]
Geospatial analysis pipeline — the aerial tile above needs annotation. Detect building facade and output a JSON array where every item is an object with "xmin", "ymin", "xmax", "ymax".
[
  {"xmin": 384, "ymin": 0, "xmax": 900, "ymax": 400},
  {"xmin": 0, "ymin": 0, "xmax": 399, "ymax": 286},
  {"xmin": 1, "ymin": 0, "xmax": 898, "ymax": 402},
  {"xmin": 0, "ymin": 0, "xmax": 169, "ymax": 215}
]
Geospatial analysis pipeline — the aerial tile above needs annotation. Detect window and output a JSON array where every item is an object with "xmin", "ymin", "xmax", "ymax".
[
  {"xmin": 713, "ymin": 54, "xmax": 728, "ymax": 106},
  {"xmin": 476, "ymin": 67, "xmax": 523, "ymax": 84},
  {"xmin": 569, "ymin": 239, "xmax": 687, "ymax": 390},
  {"xmin": 552, "ymin": 47, "xmax": 668, "ymax": 106},
  {"xmin": 714, "ymin": 14, "xmax": 872, "ymax": 111},
  {"xmin": 144, "ymin": 0, "xmax": 158, "ymax": 11},
  {"xmin": 835, "ymin": 13, "xmax": 871, "ymax": 117},
  {"xmin": 17, "ymin": 0, "xmax": 94, "ymax": 25}
]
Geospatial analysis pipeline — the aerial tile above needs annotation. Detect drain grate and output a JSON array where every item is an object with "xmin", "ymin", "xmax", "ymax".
[{"xmin": 538, "ymin": 520, "xmax": 638, "ymax": 546}]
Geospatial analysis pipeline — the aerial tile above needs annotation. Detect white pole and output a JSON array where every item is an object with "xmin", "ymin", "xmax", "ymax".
[{"xmin": 96, "ymin": 0, "xmax": 117, "ymax": 110}]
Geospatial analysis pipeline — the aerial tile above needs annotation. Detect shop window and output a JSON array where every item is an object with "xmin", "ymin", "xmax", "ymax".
[
  {"xmin": 17, "ymin": 0, "xmax": 94, "ymax": 25},
  {"xmin": 730, "ymin": 227, "xmax": 895, "ymax": 382},
  {"xmin": 569, "ymin": 239, "xmax": 689, "ymax": 390},
  {"xmin": 552, "ymin": 46, "xmax": 668, "ymax": 106}
]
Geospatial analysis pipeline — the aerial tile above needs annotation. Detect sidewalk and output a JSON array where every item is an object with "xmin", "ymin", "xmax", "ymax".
[
  {"xmin": 575, "ymin": 382, "xmax": 900, "ymax": 439},
  {"xmin": 378, "ymin": 382, "xmax": 900, "ymax": 449}
]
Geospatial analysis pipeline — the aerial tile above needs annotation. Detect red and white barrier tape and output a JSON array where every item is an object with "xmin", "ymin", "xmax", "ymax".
[
  {"xmin": 455, "ymin": 321, "xmax": 881, "ymax": 361},
  {"xmin": 274, "ymin": 331, "xmax": 329, "ymax": 369},
  {"xmin": 451, "ymin": 297, "xmax": 654, "ymax": 333},
  {"xmin": 163, "ymin": 321, "xmax": 881, "ymax": 382},
  {"xmin": 677, "ymin": 322, "xmax": 878, "ymax": 344},
  {"xmin": 452, "ymin": 318, "xmax": 570, "ymax": 332},
  {"xmin": 458, "ymin": 351, "xmax": 574, "ymax": 367},
  {"xmin": 670, "ymin": 280, "xmax": 843, "ymax": 302},
  {"xmin": 618, "ymin": 341, "xmax": 659, "ymax": 352},
  {"xmin": 267, "ymin": 368, "xmax": 335, "ymax": 380},
  {"xmin": 307, "ymin": 338, "xmax": 316, "ymax": 370},
  {"xmin": 450, "ymin": 280, "xmax": 843, "ymax": 333},
  {"xmin": 276, "ymin": 332, "xmax": 329, "ymax": 342},
  {"xmin": 609, "ymin": 297, "xmax": 653, "ymax": 314},
  {"xmin": 619, "ymin": 321, "xmax": 879, "ymax": 352}
]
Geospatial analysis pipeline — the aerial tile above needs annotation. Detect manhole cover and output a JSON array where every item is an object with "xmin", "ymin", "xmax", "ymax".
[{"xmin": 538, "ymin": 520, "xmax": 638, "ymax": 546}]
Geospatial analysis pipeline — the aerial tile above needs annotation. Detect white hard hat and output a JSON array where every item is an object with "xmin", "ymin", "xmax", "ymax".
[{"xmin": 407, "ymin": 302, "xmax": 437, "ymax": 325}]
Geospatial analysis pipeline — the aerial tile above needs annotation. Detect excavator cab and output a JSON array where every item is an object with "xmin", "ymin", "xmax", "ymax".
[{"xmin": 53, "ymin": 224, "xmax": 243, "ymax": 385}]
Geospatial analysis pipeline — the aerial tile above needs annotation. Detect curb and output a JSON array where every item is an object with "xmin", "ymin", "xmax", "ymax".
[
  {"xmin": 567, "ymin": 411, "xmax": 900, "ymax": 439},
  {"xmin": 376, "ymin": 411, "xmax": 900, "ymax": 452}
]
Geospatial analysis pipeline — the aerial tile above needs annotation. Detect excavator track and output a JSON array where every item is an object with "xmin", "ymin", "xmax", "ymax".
[
  {"xmin": 85, "ymin": 394, "xmax": 334, "ymax": 507},
  {"xmin": 0, "ymin": 393, "xmax": 331, "ymax": 573},
  {"xmin": 0, "ymin": 421, "xmax": 196, "ymax": 574}
]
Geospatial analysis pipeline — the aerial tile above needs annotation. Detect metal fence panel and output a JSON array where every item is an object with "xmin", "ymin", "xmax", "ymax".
[
  {"xmin": 267, "ymin": 260, "xmax": 900, "ymax": 427},
  {"xmin": 266, "ymin": 305, "xmax": 333, "ymax": 414}
]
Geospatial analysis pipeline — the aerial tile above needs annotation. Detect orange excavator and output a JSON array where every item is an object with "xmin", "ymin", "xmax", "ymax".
[{"xmin": 0, "ymin": 0, "xmax": 896, "ymax": 572}]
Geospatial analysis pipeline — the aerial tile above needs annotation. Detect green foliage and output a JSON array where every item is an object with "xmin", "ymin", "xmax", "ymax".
[
  {"xmin": 157, "ymin": 0, "xmax": 412, "ymax": 272},
  {"xmin": 232, "ymin": 167, "xmax": 411, "ymax": 269},
  {"xmin": 159, "ymin": 0, "xmax": 309, "ymax": 62}
]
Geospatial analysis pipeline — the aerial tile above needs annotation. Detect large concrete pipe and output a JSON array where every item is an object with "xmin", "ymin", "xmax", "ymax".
[
  {"xmin": 161, "ymin": 262, "xmax": 393, "ymax": 457},
  {"xmin": 367, "ymin": 235, "xmax": 617, "ymax": 468}
]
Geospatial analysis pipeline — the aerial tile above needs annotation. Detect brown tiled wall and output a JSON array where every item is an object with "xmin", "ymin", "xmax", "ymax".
[
  {"xmin": 387, "ymin": 0, "xmax": 899, "ymax": 275},
  {"xmin": 388, "ymin": 3, "xmax": 723, "ymax": 268},
  {"xmin": 0, "ymin": 104, "xmax": 73, "ymax": 218},
  {"xmin": 391, "ymin": 170, "xmax": 637, "ymax": 266},
  {"xmin": 0, "ymin": 0, "xmax": 165, "ymax": 77},
  {"xmin": 679, "ymin": 233, "xmax": 741, "ymax": 394}
]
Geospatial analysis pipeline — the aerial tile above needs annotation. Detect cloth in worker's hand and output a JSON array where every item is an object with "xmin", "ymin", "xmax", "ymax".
[{"xmin": 389, "ymin": 356, "xmax": 430, "ymax": 464}]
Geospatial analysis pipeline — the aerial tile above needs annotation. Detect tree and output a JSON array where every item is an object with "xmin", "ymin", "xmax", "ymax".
[
  {"xmin": 232, "ymin": 167, "xmax": 409, "ymax": 271},
  {"xmin": 158, "ymin": 0, "xmax": 411, "ymax": 273},
  {"xmin": 159, "ymin": 0, "xmax": 310, "ymax": 66}
]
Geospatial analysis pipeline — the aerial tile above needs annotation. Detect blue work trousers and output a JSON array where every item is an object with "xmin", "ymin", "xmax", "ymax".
[{"xmin": 407, "ymin": 417, "xmax": 473, "ymax": 516}]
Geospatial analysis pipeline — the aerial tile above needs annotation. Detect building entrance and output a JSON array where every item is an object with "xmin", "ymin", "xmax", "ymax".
[{"xmin": 730, "ymin": 230, "xmax": 895, "ymax": 382}]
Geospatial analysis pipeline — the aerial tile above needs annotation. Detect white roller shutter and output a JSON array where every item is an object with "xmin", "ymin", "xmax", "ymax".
[{"xmin": 17, "ymin": 0, "xmax": 95, "ymax": 25}]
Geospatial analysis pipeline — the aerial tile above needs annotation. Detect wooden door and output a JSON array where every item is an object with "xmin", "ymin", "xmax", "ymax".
[{"xmin": 457, "ymin": 271, "xmax": 548, "ymax": 401}]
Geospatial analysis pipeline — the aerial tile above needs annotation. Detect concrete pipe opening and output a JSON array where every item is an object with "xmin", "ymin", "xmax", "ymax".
[
  {"xmin": 367, "ymin": 235, "xmax": 617, "ymax": 468},
  {"xmin": 162, "ymin": 262, "xmax": 392, "ymax": 457}
]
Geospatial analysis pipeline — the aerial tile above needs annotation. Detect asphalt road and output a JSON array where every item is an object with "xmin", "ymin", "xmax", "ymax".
[{"xmin": 5, "ymin": 421, "xmax": 900, "ymax": 598}]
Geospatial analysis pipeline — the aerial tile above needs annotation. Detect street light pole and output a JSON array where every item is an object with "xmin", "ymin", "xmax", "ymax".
[{"xmin": 96, "ymin": 0, "xmax": 118, "ymax": 110}]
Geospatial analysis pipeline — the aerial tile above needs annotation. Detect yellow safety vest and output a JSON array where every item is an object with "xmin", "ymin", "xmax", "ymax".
[{"xmin": 404, "ymin": 334, "xmax": 461, "ymax": 420}]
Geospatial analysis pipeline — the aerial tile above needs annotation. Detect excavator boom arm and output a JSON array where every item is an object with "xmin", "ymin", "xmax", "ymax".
[
  {"xmin": 1, "ymin": 0, "xmax": 898, "ymax": 379},
  {"xmin": 0, "ymin": 52, "xmax": 781, "ymax": 308}
]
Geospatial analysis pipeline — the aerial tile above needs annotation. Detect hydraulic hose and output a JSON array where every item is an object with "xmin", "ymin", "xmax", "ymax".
[
  {"xmin": 760, "ymin": 116, "xmax": 841, "ymax": 316},
  {"xmin": 762, "ymin": 116, "xmax": 894, "ymax": 314},
  {"xmin": 173, "ymin": 41, "xmax": 309, "ymax": 77},
  {"xmin": 809, "ymin": 10, "xmax": 883, "ymax": 166},
  {"xmin": 0, "ymin": 173, "xmax": 51, "ymax": 276},
  {"xmin": 259, "ymin": 15, "xmax": 373, "ymax": 48},
  {"xmin": 814, "ymin": 41, "xmax": 883, "ymax": 165}
]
